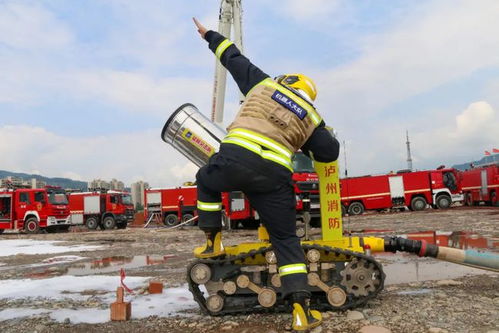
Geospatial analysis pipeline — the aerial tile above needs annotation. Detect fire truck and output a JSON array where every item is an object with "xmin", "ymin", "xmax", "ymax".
[
  {"xmin": 461, "ymin": 163, "xmax": 499, "ymax": 206},
  {"xmin": 292, "ymin": 153, "xmax": 462, "ymax": 216},
  {"xmin": 340, "ymin": 168, "xmax": 461, "ymax": 215},
  {"xmin": 144, "ymin": 187, "xmax": 256, "ymax": 228},
  {"xmin": 292, "ymin": 153, "xmax": 321, "ymax": 223},
  {"xmin": 0, "ymin": 186, "xmax": 70, "ymax": 234},
  {"xmin": 68, "ymin": 190, "xmax": 135, "ymax": 230}
]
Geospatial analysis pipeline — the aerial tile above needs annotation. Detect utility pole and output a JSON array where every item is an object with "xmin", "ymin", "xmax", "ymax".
[
  {"xmin": 406, "ymin": 130, "xmax": 413, "ymax": 171},
  {"xmin": 211, "ymin": 0, "xmax": 244, "ymax": 126}
]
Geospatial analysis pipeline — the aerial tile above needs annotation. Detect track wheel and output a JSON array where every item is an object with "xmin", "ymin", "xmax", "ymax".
[
  {"xmin": 327, "ymin": 287, "xmax": 347, "ymax": 307},
  {"xmin": 190, "ymin": 263, "xmax": 212, "ymax": 284},
  {"xmin": 341, "ymin": 258, "xmax": 380, "ymax": 297},
  {"xmin": 206, "ymin": 294, "xmax": 224, "ymax": 313}
]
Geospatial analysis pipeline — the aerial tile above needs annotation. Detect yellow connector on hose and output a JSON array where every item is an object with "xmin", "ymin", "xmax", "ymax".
[{"xmin": 361, "ymin": 237, "xmax": 386, "ymax": 253}]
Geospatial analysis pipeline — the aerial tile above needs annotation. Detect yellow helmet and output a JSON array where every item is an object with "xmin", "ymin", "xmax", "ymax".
[{"xmin": 275, "ymin": 74, "xmax": 317, "ymax": 101}]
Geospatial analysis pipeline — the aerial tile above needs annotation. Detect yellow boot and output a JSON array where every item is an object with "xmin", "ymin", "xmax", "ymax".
[
  {"xmin": 291, "ymin": 293, "xmax": 322, "ymax": 331},
  {"xmin": 193, "ymin": 229, "xmax": 225, "ymax": 258}
]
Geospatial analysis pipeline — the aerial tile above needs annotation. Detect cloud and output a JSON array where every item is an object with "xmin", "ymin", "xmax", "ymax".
[
  {"xmin": 279, "ymin": 0, "xmax": 342, "ymax": 22},
  {"xmin": 417, "ymin": 101, "xmax": 498, "ymax": 161},
  {"xmin": 316, "ymin": 0, "xmax": 499, "ymax": 125},
  {"xmin": 70, "ymin": 70, "xmax": 212, "ymax": 115},
  {"xmin": 0, "ymin": 125, "xmax": 197, "ymax": 187},
  {"xmin": 0, "ymin": 2, "xmax": 73, "ymax": 49},
  {"xmin": 339, "ymin": 101, "xmax": 499, "ymax": 176}
]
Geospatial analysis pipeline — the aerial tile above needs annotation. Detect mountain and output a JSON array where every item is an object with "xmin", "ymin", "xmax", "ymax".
[
  {"xmin": 0, "ymin": 170, "xmax": 87, "ymax": 190},
  {"xmin": 452, "ymin": 154, "xmax": 499, "ymax": 171}
]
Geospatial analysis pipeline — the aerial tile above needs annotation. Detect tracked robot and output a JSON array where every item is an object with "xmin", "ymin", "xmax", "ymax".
[{"xmin": 161, "ymin": 103, "xmax": 499, "ymax": 316}]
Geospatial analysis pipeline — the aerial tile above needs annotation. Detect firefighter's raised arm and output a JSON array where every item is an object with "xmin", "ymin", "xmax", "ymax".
[{"xmin": 193, "ymin": 17, "xmax": 268, "ymax": 96}]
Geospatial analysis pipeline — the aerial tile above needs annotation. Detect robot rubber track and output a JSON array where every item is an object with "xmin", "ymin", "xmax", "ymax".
[{"xmin": 187, "ymin": 243, "xmax": 386, "ymax": 315}]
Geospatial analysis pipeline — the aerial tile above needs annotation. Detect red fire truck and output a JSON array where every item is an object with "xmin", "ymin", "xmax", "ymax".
[
  {"xmin": 68, "ymin": 191, "xmax": 135, "ymax": 230},
  {"xmin": 144, "ymin": 187, "xmax": 256, "ymax": 228},
  {"xmin": 461, "ymin": 163, "xmax": 499, "ymax": 206},
  {"xmin": 291, "ymin": 153, "xmax": 462, "ymax": 216},
  {"xmin": 340, "ymin": 168, "xmax": 461, "ymax": 215},
  {"xmin": 292, "ymin": 153, "xmax": 321, "ymax": 223},
  {"xmin": 0, "ymin": 187, "xmax": 70, "ymax": 234}
]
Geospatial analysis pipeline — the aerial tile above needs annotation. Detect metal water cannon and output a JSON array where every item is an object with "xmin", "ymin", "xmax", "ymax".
[{"xmin": 161, "ymin": 103, "xmax": 226, "ymax": 168}]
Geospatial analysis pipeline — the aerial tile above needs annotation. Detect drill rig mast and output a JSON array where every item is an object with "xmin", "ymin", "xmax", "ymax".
[{"xmin": 211, "ymin": 0, "xmax": 244, "ymax": 127}]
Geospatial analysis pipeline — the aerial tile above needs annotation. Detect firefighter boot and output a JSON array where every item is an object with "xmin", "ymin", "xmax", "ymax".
[
  {"xmin": 193, "ymin": 228, "xmax": 225, "ymax": 258},
  {"xmin": 291, "ymin": 292, "xmax": 322, "ymax": 331}
]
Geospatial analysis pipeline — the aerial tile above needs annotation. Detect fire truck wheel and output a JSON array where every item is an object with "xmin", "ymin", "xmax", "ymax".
[
  {"xmin": 102, "ymin": 216, "xmax": 116, "ymax": 230},
  {"xmin": 24, "ymin": 218, "xmax": 40, "ymax": 234},
  {"xmin": 86, "ymin": 217, "xmax": 99, "ymax": 230},
  {"xmin": 410, "ymin": 197, "xmax": 427, "ymax": 211},
  {"xmin": 435, "ymin": 195, "xmax": 452, "ymax": 209},
  {"xmin": 182, "ymin": 213, "xmax": 196, "ymax": 226},
  {"xmin": 348, "ymin": 202, "xmax": 365, "ymax": 215},
  {"xmin": 0, "ymin": 229, "xmax": 4, "ymax": 234},
  {"xmin": 164, "ymin": 214, "xmax": 179, "ymax": 226}
]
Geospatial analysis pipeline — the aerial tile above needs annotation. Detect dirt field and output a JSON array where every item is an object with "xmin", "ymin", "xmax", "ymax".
[{"xmin": 0, "ymin": 206, "xmax": 498, "ymax": 333}]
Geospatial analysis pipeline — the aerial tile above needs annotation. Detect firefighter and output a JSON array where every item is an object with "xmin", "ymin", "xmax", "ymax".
[{"xmin": 192, "ymin": 18, "xmax": 340, "ymax": 331}]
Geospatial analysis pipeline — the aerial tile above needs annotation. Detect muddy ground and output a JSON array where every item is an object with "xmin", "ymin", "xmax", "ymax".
[{"xmin": 0, "ymin": 206, "xmax": 498, "ymax": 333}]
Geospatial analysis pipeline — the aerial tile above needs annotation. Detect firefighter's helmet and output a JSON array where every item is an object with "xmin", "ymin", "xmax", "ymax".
[{"xmin": 275, "ymin": 74, "xmax": 317, "ymax": 102}]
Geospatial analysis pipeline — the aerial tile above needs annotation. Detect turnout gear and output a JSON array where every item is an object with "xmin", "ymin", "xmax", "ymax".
[
  {"xmin": 275, "ymin": 73, "xmax": 318, "ymax": 102},
  {"xmin": 195, "ymin": 147, "xmax": 309, "ymax": 294},
  {"xmin": 194, "ymin": 228, "xmax": 225, "ymax": 258},
  {"xmin": 291, "ymin": 292, "xmax": 323, "ymax": 331},
  {"xmin": 227, "ymin": 78, "xmax": 322, "ymax": 165}
]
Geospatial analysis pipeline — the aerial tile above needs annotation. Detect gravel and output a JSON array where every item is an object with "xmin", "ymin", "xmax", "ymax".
[{"xmin": 0, "ymin": 206, "xmax": 498, "ymax": 332}]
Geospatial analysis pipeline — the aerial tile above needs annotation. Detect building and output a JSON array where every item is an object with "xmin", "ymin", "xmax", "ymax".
[
  {"xmin": 29, "ymin": 178, "xmax": 46, "ymax": 189},
  {"xmin": 88, "ymin": 179, "xmax": 110, "ymax": 191},
  {"xmin": 131, "ymin": 181, "xmax": 150, "ymax": 209},
  {"xmin": 110, "ymin": 179, "xmax": 125, "ymax": 191},
  {"xmin": 0, "ymin": 176, "xmax": 46, "ymax": 189}
]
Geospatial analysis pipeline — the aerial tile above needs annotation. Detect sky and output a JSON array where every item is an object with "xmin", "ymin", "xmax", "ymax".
[{"xmin": 0, "ymin": 0, "xmax": 498, "ymax": 187}]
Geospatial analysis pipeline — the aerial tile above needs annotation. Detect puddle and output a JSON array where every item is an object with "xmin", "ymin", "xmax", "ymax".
[
  {"xmin": 25, "ymin": 255, "xmax": 176, "ymax": 278},
  {"xmin": 379, "ymin": 253, "xmax": 498, "ymax": 285},
  {"xmin": 405, "ymin": 231, "xmax": 499, "ymax": 250}
]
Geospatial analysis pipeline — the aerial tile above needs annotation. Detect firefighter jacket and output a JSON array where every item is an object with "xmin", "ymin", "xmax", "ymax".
[{"xmin": 204, "ymin": 31, "xmax": 340, "ymax": 173}]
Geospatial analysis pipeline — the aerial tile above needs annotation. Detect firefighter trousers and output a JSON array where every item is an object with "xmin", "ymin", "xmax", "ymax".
[{"xmin": 195, "ymin": 146, "xmax": 308, "ymax": 297}]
